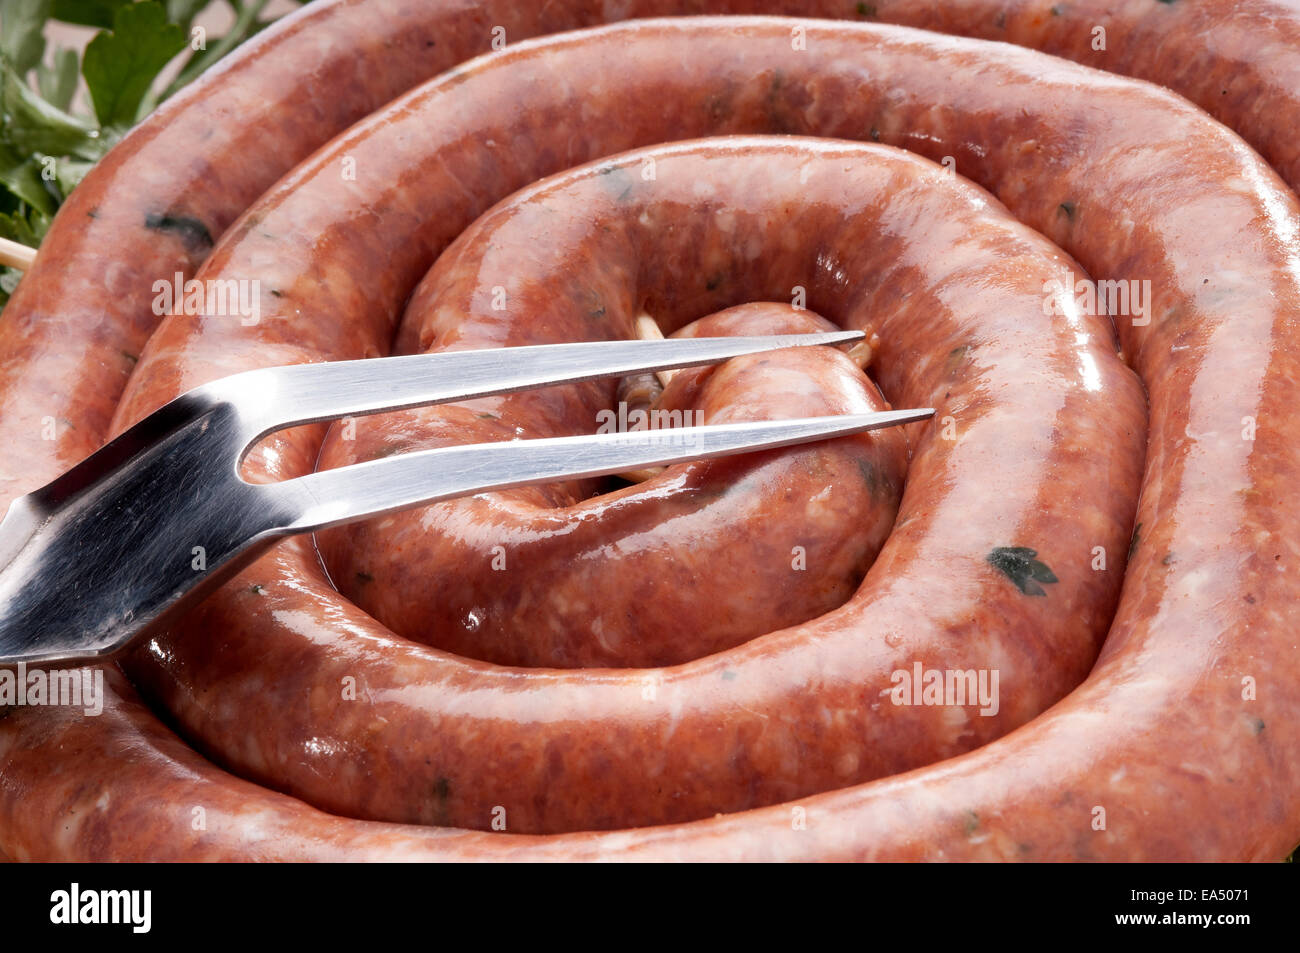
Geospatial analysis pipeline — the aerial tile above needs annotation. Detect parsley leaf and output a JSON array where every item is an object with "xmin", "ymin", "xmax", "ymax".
[
  {"xmin": 1, "ymin": 60, "xmax": 105, "ymax": 159},
  {"xmin": 51, "ymin": 0, "xmax": 131, "ymax": 30},
  {"xmin": 0, "ymin": 0, "xmax": 51, "ymax": 75},
  {"xmin": 82, "ymin": 1, "xmax": 186, "ymax": 127},
  {"xmin": 35, "ymin": 45, "xmax": 79, "ymax": 111},
  {"xmin": 0, "ymin": 140, "xmax": 56, "ymax": 216}
]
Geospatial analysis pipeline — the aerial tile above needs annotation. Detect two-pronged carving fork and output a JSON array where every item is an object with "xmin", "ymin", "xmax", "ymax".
[{"xmin": 0, "ymin": 332, "xmax": 932, "ymax": 666}]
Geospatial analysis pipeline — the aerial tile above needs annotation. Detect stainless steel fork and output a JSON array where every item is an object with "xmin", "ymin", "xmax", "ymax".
[{"xmin": 0, "ymin": 332, "xmax": 931, "ymax": 665}]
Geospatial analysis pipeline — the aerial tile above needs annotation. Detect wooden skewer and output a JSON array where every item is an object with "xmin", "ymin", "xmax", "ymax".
[
  {"xmin": 615, "ymin": 312, "xmax": 675, "ymax": 484},
  {"xmin": 846, "ymin": 338, "xmax": 874, "ymax": 369},
  {"xmin": 615, "ymin": 466, "xmax": 666, "ymax": 484},
  {"xmin": 635, "ymin": 313, "xmax": 678, "ymax": 387},
  {"xmin": 0, "ymin": 236, "xmax": 37, "ymax": 272}
]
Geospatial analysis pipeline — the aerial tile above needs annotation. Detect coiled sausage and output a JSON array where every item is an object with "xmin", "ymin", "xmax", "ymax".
[{"xmin": 1, "ymin": 13, "xmax": 1297, "ymax": 860}]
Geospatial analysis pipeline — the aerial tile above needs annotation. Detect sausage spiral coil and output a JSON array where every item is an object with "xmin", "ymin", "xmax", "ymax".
[{"xmin": 1, "ymin": 1, "xmax": 1299, "ymax": 861}]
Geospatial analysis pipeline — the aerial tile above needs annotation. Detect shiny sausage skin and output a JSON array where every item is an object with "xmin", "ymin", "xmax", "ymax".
[
  {"xmin": 864, "ymin": 0, "xmax": 1300, "ymax": 195},
  {"xmin": 1, "ymin": 14, "xmax": 1298, "ymax": 860},
  {"xmin": 114, "ymin": 18, "xmax": 1300, "ymax": 856},
  {"xmin": 115, "ymin": 122, "xmax": 1140, "ymax": 833},
  {"xmin": 0, "ymin": 671, "xmax": 478, "ymax": 862},
  {"xmin": 317, "ymin": 304, "xmax": 908, "ymax": 669},
  {"xmin": 0, "ymin": 134, "xmax": 1140, "ymax": 853},
  {"xmin": 5, "ymin": 0, "xmax": 1299, "ymax": 500}
]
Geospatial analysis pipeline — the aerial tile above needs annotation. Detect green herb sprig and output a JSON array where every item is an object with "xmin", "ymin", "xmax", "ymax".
[{"xmin": 0, "ymin": 0, "xmax": 291, "ymax": 310}]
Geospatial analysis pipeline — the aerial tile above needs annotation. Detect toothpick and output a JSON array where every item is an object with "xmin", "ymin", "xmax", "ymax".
[{"xmin": 0, "ymin": 237, "xmax": 37, "ymax": 271}]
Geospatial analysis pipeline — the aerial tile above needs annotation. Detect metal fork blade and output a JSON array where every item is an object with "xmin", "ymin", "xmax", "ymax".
[
  {"xmin": 0, "ymin": 331, "xmax": 864, "ymax": 550},
  {"xmin": 207, "ymin": 331, "xmax": 865, "ymax": 449},
  {"xmin": 279, "ymin": 409, "xmax": 934, "ymax": 533}
]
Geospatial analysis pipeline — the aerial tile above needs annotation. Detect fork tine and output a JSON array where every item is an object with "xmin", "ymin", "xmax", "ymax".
[
  {"xmin": 207, "ymin": 332, "xmax": 864, "ymax": 445},
  {"xmin": 276, "ymin": 408, "xmax": 933, "ymax": 533}
]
